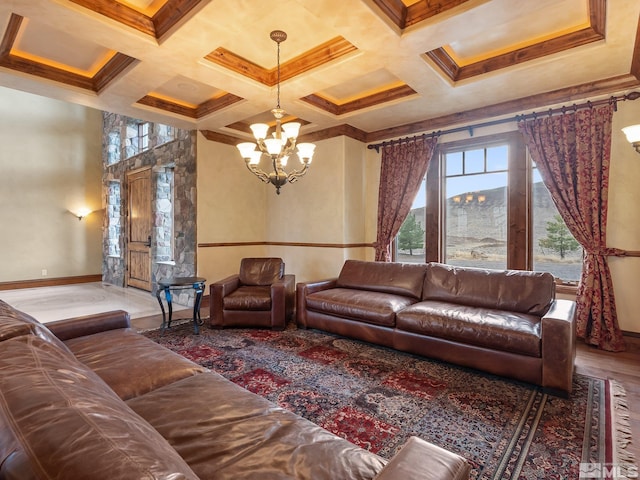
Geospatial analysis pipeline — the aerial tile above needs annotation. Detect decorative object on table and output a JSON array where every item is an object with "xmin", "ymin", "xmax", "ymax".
[{"xmin": 236, "ymin": 30, "xmax": 316, "ymax": 194}]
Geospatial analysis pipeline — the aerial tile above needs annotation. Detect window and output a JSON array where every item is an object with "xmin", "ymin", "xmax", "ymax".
[
  {"xmin": 107, "ymin": 181, "xmax": 121, "ymax": 257},
  {"xmin": 156, "ymin": 124, "xmax": 176, "ymax": 146},
  {"xmin": 444, "ymin": 145, "xmax": 508, "ymax": 269},
  {"xmin": 154, "ymin": 167, "xmax": 175, "ymax": 262},
  {"xmin": 531, "ymin": 164, "xmax": 582, "ymax": 282},
  {"xmin": 396, "ymin": 131, "xmax": 581, "ymax": 283},
  {"xmin": 107, "ymin": 131, "xmax": 121, "ymax": 165},
  {"xmin": 124, "ymin": 120, "xmax": 149, "ymax": 158}
]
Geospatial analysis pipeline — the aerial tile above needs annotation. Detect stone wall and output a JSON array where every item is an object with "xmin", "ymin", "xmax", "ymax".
[{"xmin": 101, "ymin": 112, "xmax": 197, "ymax": 304}]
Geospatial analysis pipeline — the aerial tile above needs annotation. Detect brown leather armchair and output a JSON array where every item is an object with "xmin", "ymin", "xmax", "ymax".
[{"xmin": 209, "ymin": 258, "xmax": 295, "ymax": 330}]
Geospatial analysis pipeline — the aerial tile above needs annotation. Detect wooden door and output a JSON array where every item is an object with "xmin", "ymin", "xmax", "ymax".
[{"xmin": 127, "ymin": 167, "xmax": 152, "ymax": 291}]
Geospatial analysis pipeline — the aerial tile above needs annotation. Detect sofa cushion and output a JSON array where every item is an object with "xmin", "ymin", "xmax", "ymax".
[
  {"xmin": 306, "ymin": 288, "xmax": 417, "ymax": 327},
  {"xmin": 127, "ymin": 372, "xmax": 387, "ymax": 480},
  {"xmin": 64, "ymin": 328, "xmax": 207, "ymax": 400},
  {"xmin": 239, "ymin": 257, "xmax": 284, "ymax": 286},
  {"xmin": 423, "ymin": 263, "xmax": 555, "ymax": 316},
  {"xmin": 396, "ymin": 300, "xmax": 542, "ymax": 357},
  {"xmin": 0, "ymin": 335, "xmax": 198, "ymax": 480},
  {"xmin": 223, "ymin": 285, "xmax": 272, "ymax": 311},
  {"xmin": 336, "ymin": 260, "xmax": 427, "ymax": 300}
]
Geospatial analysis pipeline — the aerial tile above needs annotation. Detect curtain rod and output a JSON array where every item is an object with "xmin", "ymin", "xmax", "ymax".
[{"xmin": 367, "ymin": 91, "xmax": 640, "ymax": 153}]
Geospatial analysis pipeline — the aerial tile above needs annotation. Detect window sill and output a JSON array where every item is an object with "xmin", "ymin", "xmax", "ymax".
[
  {"xmin": 555, "ymin": 282, "xmax": 578, "ymax": 296},
  {"xmin": 156, "ymin": 260, "xmax": 176, "ymax": 266}
]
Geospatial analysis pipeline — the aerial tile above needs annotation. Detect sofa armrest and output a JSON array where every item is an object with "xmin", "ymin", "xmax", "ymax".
[
  {"xmin": 270, "ymin": 274, "xmax": 295, "ymax": 329},
  {"xmin": 374, "ymin": 437, "xmax": 470, "ymax": 480},
  {"xmin": 46, "ymin": 310, "xmax": 131, "ymax": 341},
  {"xmin": 282, "ymin": 274, "xmax": 296, "ymax": 321},
  {"xmin": 301, "ymin": 278, "xmax": 338, "ymax": 294},
  {"xmin": 209, "ymin": 275, "xmax": 240, "ymax": 327},
  {"xmin": 541, "ymin": 299, "xmax": 577, "ymax": 395},
  {"xmin": 296, "ymin": 279, "xmax": 337, "ymax": 328}
]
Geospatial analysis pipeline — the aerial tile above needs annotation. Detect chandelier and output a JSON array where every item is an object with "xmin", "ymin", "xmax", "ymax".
[{"xmin": 236, "ymin": 30, "xmax": 316, "ymax": 195}]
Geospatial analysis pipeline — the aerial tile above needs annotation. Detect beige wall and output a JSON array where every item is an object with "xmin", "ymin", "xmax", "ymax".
[
  {"xmin": 0, "ymin": 87, "xmax": 102, "ymax": 283},
  {"xmin": 607, "ymin": 100, "xmax": 640, "ymax": 333},
  {"xmin": 196, "ymin": 134, "xmax": 377, "ymax": 285}
]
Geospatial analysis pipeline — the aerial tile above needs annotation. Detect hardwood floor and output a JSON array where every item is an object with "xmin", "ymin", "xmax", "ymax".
[{"xmin": 575, "ymin": 335, "xmax": 640, "ymax": 462}]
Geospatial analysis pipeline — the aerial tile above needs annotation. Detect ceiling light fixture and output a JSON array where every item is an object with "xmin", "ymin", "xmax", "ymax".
[
  {"xmin": 236, "ymin": 30, "xmax": 316, "ymax": 195},
  {"xmin": 622, "ymin": 125, "xmax": 640, "ymax": 154}
]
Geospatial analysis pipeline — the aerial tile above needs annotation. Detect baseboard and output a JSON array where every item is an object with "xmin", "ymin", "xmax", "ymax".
[
  {"xmin": 0, "ymin": 274, "xmax": 102, "ymax": 291},
  {"xmin": 623, "ymin": 330, "xmax": 640, "ymax": 338}
]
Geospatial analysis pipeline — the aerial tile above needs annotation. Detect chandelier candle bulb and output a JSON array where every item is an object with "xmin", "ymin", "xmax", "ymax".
[
  {"xmin": 264, "ymin": 138, "xmax": 284, "ymax": 155},
  {"xmin": 282, "ymin": 122, "xmax": 301, "ymax": 139},
  {"xmin": 297, "ymin": 143, "xmax": 316, "ymax": 162},
  {"xmin": 237, "ymin": 142, "xmax": 257, "ymax": 158},
  {"xmin": 250, "ymin": 123, "xmax": 269, "ymax": 140},
  {"xmin": 248, "ymin": 151, "xmax": 262, "ymax": 165}
]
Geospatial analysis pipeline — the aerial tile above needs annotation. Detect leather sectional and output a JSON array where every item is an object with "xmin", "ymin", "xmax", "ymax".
[
  {"xmin": 0, "ymin": 299, "xmax": 470, "ymax": 480},
  {"xmin": 297, "ymin": 260, "xmax": 576, "ymax": 395}
]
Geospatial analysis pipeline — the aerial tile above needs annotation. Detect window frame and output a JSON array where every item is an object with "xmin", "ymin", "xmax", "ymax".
[{"xmin": 423, "ymin": 131, "xmax": 531, "ymax": 270}]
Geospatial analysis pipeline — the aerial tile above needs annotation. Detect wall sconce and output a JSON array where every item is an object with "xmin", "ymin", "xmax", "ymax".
[
  {"xmin": 622, "ymin": 125, "xmax": 640, "ymax": 154},
  {"xmin": 73, "ymin": 207, "xmax": 93, "ymax": 221}
]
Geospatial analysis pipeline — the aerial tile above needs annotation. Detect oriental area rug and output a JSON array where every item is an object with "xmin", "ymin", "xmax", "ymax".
[{"xmin": 144, "ymin": 323, "xmax": 634, "ymax": 480}]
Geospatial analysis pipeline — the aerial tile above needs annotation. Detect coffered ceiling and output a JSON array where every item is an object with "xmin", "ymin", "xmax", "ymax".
[{"xmin": 0, "ymin": 0, "xmax": 639, "ymax": 143}]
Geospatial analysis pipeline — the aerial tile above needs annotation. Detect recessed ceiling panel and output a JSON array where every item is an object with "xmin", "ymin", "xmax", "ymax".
[
  {"xmin": 151, "ymin": 76, "xmax": 225, "ymax": 107},
  {"xmin": 319, "ymin": 69, "xmax": 405, "ymax": 104},
  {"xmin": 12, "ymin": 18, "xmax": 114, "ymax": 76},
  {"xmin": 446, "ymin": 0, "xmax": 589, "ymax": 65},
  {"xmin": 209, "ymin": 1, "xmax": 338, "ymax": 67},
  {"xmin": 425, "ymin": 0, "xmax": 605, "ymax": 82}
]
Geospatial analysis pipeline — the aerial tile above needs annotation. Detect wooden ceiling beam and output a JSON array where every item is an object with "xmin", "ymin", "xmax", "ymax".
[
  {"xmin": 301, "ymin": 84, "xmax": 417, "ymax": 116},
  {"xmin": 371, "ymin": 0, "xmax": 472, "ymax": 30},
  {"xmin": 205, "ymin": 37, "xmax": 357, "ymax": 87}
]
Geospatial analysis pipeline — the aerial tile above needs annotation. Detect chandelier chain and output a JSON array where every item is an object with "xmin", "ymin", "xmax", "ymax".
[{"xmin": 276, "ymin": 40, "xmax": 281, "ymax": 109}]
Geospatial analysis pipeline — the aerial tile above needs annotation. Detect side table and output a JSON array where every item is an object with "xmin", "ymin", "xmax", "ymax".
[{"xmin": 156, "ymin": 276, "xmax": 206, "ymax": 334}]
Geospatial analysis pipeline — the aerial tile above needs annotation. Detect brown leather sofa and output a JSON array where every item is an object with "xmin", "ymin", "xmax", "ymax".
[
  {"xmin": 0, "ymin": 299, "xmax": 470, "ymax": 480},
  {"xmin": 297, "ymin": 260, "xmax": 576, "ymax": 396},
  {"xmin": 210, "ymin": 257, "xmax": 295, "ymax": 329}
]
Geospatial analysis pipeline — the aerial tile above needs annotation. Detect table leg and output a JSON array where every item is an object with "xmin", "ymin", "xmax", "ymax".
[
  {"xmin": 164, "ymin": 288, "xmax": 173, "ymax": 329},
  {"xmin": 192, "ymin": 281, "xmax": 204, "ymax": 335},
  {"xmin": 156, "ymin": 287, "xmax": 167, "ymax": 333}
]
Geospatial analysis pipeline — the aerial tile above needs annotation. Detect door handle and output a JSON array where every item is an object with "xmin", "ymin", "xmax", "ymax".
[{"xmin": 143, "ymin": 235, "xmax": 151, "ymax": 247}]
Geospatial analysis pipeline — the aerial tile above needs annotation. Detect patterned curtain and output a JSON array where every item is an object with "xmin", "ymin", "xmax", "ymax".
[
  {"xmin": 518, "ymin": 104, "xmax": 625, "ymax": 352},
  {"xmin": 375, "ymin": 136, "xmax": 438, "ymax": 262}
]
